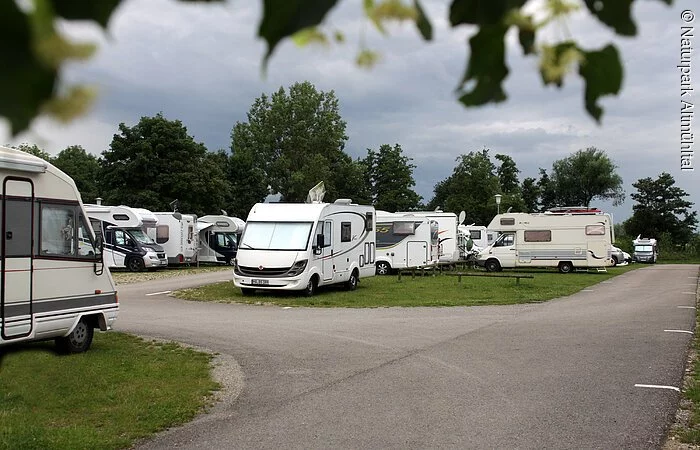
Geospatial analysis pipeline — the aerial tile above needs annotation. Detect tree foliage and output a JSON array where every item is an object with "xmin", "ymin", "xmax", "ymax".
[
  {"xmin": 520, "ymin": 176, "xmax": 539, "ymax": 213},
  {"xmin": 52, "ymin": 145, "xmax": 101, "ymax": 204},
  {"xmin": 1, "ymin": 0, "xmax": 672, "ymax": 135},
  {"xmin": 361, "ymin": 143, "xmax": 421, "ymax": 212},
  {"xmin": 231, "ymin": 81, "xmax": 360, "ymax": 203},
  {"xmin": 549, "ymin": 147, "xmax": 624, "ymax": 207},
  {"xmin": 15, "ymin": 143, "xmax": 52, "ymax": 161},
  {"xmin": 101, "ymin": 113, "xmax": 228, "ymax": 216},
  {"xmin": 623, "ymin": 172, "xmax": 698, "ymax": 245}
]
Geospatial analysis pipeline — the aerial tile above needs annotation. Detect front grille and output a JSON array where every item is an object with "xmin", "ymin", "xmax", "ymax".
[{"xmin": 238, "ymin": 265, "xmax": 291, "ymax": 277}]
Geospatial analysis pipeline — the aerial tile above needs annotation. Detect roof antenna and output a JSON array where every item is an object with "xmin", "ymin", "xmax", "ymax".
[{"xmin": 169, "ymin": 199, "xmax": 179, "ymax": 212}]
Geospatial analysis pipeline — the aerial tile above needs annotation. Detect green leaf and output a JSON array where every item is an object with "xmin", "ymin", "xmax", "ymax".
[
  {"xmin": 578, "ymin": 44, "xmax": 623, "ymax": 123},
  {"xmin": 50, "ymin": 0, "xmax": 123, "ymax": 28},
  {"xmin": 539, "ymin": 41, "xmax": 581, "ymax": 87},
  {"xmin": 259, "ymin": 0, "xmax": 338, "ymax": 66},
  {"xmin": 457, "ymin": 24, "xmax": 509, "ymax": 106},
  {"xmin": 356, "ymin": 49, "xmax": 381, "ymax": 68},
  {"xmin": 450, "ymin": 0, "xmax": 526, "ymax": 26},
  {"xmin": 292, "ymin": 27, "xmax": 329, "ymax": 47},
  {"xmin": 0, "ymin": 0, "xmax": 57, "ymax": 135},
  {"xmin": 583, "ymin": 0, "xmax": 636, "ymax": 36},
  {"xmin": 514, "ymin": 14, "xmax": 535, "ymax": 55},
  {"xmin": 413, "ymin": 0, "xmax": 432, "ymax": 40}
]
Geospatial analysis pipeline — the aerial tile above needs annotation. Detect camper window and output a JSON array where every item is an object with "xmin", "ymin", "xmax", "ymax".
[
  {"xmin": 585, "ymin": 224, "xmax": 605, "ymax": 236},
  {"xmin": 524, "ymin": 230, "xmax": 551, "ymax": 242},
  {"xmin": 469, "ymin": 230, "xmax": 482, "ymax": 240},
  {"xmin": 39, "ymin": 204, "xmax": 96, "ymax": 258},
  {"xmin": 365, "ymin": 212, "xmax": 373, "ymax": 231},
  {"xmin": 393, "ymin": 222, "xmax": 415, "ymax": 236},
  {"xmin": 241, "ymin": 222, "xmax": 313, "ymax": 251},
  {"xmin": 494, "ymin": 233, "xmax": 514, "ymax": 247},
  {"xmin": 112, "ymin": 214, "xmax": 130, "ymax": 221},
  {"xmin": 156, "ymin": 225, "xmax": 169, "ymax": 244},
  {"xmin": 341, "ymin": 222, "xmax": 351, "ymax": 242},
  {"xmin": 323, "ymin": 221, "xmax": 332, "ymax": 248},
  {"xmin": 500, "ymin": 218, "xmax": 516, "ymax": 226},
  {"xmin": 114, "ymin": 230, "xmax": 132, "ymax": 247}
]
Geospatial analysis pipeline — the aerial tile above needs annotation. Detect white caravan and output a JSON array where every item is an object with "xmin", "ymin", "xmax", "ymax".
[
  {"xmin": 148, "ymin": 212, "xmax": 198, "ymax": 265},
  {"xmin": 197, "ymin": 215, "xmax": 245, "ymax": 265},
  {"xmin": 396, "ymin": 210, "xmax": 460, "ymax": 263},
  {"xmin": 476, "ymin": 211, "xmax": 614, "ymax": 273},
  {"xmin": 233, "ymin": 200, "xmax": 376, "ymax": 295},
  {"xmin": 633, "ymin": 235, "xmax": 658, "ymax": 263},
  {"xmin": 375, "ymin": 211, "xmax": 439, "ymax": 275},
  {"xmin": 0, "ymin": 146, "xmax": 118, "ymax": 353},
  {"xmin": 84, "ymin": 204, "xmax": 168, "ymax": 272},
  {"xmin": 457, "ymin": 224, "xmax": 496, "ymax": 259}
]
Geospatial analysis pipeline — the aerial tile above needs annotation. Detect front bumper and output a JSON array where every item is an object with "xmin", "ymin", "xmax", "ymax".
[{"xmin": 233, "ymin": 272, "xmax": 311, "ymax": 291}]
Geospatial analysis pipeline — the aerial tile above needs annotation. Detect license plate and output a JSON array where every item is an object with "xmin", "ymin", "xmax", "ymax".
[{"xmin": 251, "ymin": 279, "xmax": 269, "ymax": 285}]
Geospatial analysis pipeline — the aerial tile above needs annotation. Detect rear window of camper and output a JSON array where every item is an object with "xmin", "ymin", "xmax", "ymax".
[
  {"xmin": 469, "ymin": 230, "xmax": 482, "ymax": 240},
  {"xmin": 524, "ymin": 230, "xmax": 552, "ymax": 242},
  {"xmin": 156, "ymin": 225, "xmax": 169, "ymax": 244},
  {"xmin": 585, "ymin": 224, "xmax": 606, "ymax": 235},
  {"xmin": 112, "ymin": 214, "xmax": 130, "ymax": 221},
  {"xmin": 500, "ymin": 218, "xmax": 515, "ymax": 226}
]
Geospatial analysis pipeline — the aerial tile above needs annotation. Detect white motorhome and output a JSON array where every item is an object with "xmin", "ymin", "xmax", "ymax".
[
  {"xmin": 233, "ymin": 200, "xmax": 376, "ymax": 295},
  {"xmin": 633, "ymin": 235, "xmax": 658, "ymax": 263},
  {"xmin": 84, "ymin": 204, "xmax": 167, "ymax": 272},
  {"xmin": 0, "ymin": 146, "xmax": 118, "ymax": 353},
  {"xmin": 396, "ymin": 210, "xmax": 460, "ymax": 263},
  {"xmin": 375, "ymin": 211, "xmax": 439, "ymax": 275},
  {"xmin": 457, "ymin": 224, "xmax": 496, "ymax": 259},
  {"xmin": 148, "ymin": 212, "xmax": 198, "ymax": 265},
  {"xmin": 476, "ymin": 211, "xmax": 614, "ymax": 273},
  {"xmin": 197, "ymin": 215, "xmax": 245, "ymax": 265}
]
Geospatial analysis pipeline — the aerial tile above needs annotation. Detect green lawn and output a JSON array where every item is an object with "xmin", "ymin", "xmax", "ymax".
[
  {"xmin": 174, "ymin": 265, "xmax": 640, "ymax": 308},
  {"xmin": 0, "ymin": 333, "xmax": 219, "ymax": 450}
]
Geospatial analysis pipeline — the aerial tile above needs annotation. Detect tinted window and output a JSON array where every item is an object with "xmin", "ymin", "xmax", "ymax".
[
  {"xmin": 341, "ymin": 222, "xmax": 351, "ymax": 242},
  {"xmin": 524, "ymin": 230, "xmax": 551, "ymax": 242}
]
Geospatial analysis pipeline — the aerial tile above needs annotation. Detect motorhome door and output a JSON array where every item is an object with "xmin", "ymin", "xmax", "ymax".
[
  {"xmin": 1, "ymin": 178, "xmax": 34, "ymax": 340},
  {"xmin": 322, "ymin": 220, "xmax": 333, "ymax": 281},
  {"xmin": 407, "ymin": 241, "xmax": 427, "ymax": 267}
]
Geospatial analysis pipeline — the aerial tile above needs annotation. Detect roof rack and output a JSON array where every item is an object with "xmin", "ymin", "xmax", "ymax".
[{"xmin": 545, "ymin": 206, "xmax": 602, "ymax": 214}]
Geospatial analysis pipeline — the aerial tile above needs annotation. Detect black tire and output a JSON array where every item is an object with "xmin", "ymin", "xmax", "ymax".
[
  {"xmin": 345, "ymin": 271, "xmax": 358, "ymax": 291},
  {"xmin": 55, "ymin": 318, "xmax": 94, "ymax": 354},
  {"xmin": 559, "ymin": 261, "xmax": 574, "ymax": 274},
  {"xmin": 376, "ymin": 261, "xmax": 391, "ymax": 276},
  {"xmin": 485, "ymin": 259, "xmax": 501, "ymax": 272},
  {"xmin": 303, "ymin": 276, "xmax": 317, "ymax": 297},
  {"xmin": 610, "ymin": 256, "xmax": 618, "ymax": 267},
  {"xmin": 127, "ymin": 257, "xmax": 145, "ymax": 272},
  {"xmin": 240, "ymin": 288, "xmax": 255, "ymax": 296}
]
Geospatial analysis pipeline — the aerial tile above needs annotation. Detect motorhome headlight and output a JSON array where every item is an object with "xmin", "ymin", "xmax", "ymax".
[
  {"xmin": 141, "ymin": 247, "xmax": 150, "ymax": 253},
  {"xmin": 287, "ymin": 259, "xmax": 308, "ymax": 276}
]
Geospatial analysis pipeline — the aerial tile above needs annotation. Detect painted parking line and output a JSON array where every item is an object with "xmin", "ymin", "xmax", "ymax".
[
  {"xmin": 601, "ymin": 281, "xmax": 613, "ymax": 284},
  {"xmin": 635, "ymin": 384, "xmax": 680, "ymax": 392},
  {"xmin": 678, "ymin": 306, "xmax": 697, "ymax": 309},
  {"xmin": 582, "ymin": 289, "xmax": 595, "ymax": 292},
  {"xmin": 283, "ymin": 307, "xmax": 292, "ymax": 310},
  {"xmin": 665, "ymin": 329, "xmax": 694, "ymax": 334},
  {"xmin": 682, "ymin": 292, "xmax": 697, "ymax": 295},
  {"xmin": 145, "ymin": 290, "xmax": 172, "ymax": 296},
  {"xmin": 218, "ymin": 279, "xmax": 230, "ymax": 282}
]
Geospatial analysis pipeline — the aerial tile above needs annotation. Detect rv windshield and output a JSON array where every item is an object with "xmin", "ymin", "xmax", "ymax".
[
  {"xmin": 635, "ymin": 245, "xmax": 654, "ymax": 252},
  {"xmin": 240, "ymin": 222, "xmax": 313, "ymax": 251},
  {"xmin": 130, "ymin": 229, "xmax": 156, "ymax": 245}
]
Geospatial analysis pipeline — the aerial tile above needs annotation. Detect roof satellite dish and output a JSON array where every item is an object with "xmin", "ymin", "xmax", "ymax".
[
  {"xmin": 458, "ymin": 211, "xmax": 466, "ymax": 225},
  {"xmin": 306, "ymin": 181, "xmax": 326, "ymax": 203}
]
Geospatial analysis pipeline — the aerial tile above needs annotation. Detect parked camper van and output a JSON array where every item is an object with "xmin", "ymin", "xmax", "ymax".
[
  {"xmin": 148, "ymin": 212, "xmax": 198, "ymax": 265},
  {"xmin": 457, "ymin": 224, "xmax": 496, "ymax": 259},
  {"xmin": 633, "ymin": 236, "xmax": 658, "ymax": 263},
  {"xmin": 85, "ymin": 204, "xmax": 167, "ymax": 272},
  {"xmin": 0, "ymin": 146, "xmax": 118, "ymax": 353},
  {"xmin": 375, "ymin": 211, "xmax": 439, "ymax": 275},
  {"xmin": 233, "ymin": 200, "xmax": 376, "ymax": 295},
  {"xmin": 476, "ymin": 211, "xmax": 614, "ymax": 273},
  {"xmin": 396, "ymin": 210, "xmax": 460, "ymax": 263},
  {"xmin": 197, "ymin": 215, "xmax": 245, "ymax": 265}
]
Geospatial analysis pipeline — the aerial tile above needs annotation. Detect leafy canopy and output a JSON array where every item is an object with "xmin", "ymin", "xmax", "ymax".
[
  {"xmin": 361, "ymin": 143, "xmax": 421, "ymax": 212},
  {"xmin": 2, "ymin": 0, "xmax": 672, "ymax": 135}
]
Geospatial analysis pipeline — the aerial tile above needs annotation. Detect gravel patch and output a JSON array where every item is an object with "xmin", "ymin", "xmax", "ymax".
[{"xmin": 111, "ymin": 266, "xmax": 231, "ymax": 285}]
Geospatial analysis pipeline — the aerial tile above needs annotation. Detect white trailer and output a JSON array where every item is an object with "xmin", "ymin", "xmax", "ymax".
[
  {"xmin": 633, "ymin": 235, "xmax": 658, "ymax": 263},
  {"xmin": 148, "ymin": 212, "xmax": 198, "ymax": 265},
  {"xmin": 0, "ymin": 146, "xmax": 118, "ymax": 353},
  {"xmin": 84, "ymin": 204, "xmax": 168, "ymax": 272},
  {"xmin": 197, "ymin": 215, "xmax": 245, "ymax": 265},
  {"xmin": 233, "ymin": 200, "xmax": 376, "ymax": 295},
  {"xmin": 476, "ymin": 211, "xmax": 614, "ymax": 273},
  {"xmin": 396, "ymin": 210, "xmax": 460, "ymax": 263},
  {"xmin": 375, "ymin": 211, "xmax": 439, "ymax": 275}
]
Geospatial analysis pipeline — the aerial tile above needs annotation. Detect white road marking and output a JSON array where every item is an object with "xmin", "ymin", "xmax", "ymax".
[
  {"xmin": 582, "ymin": 289, "xmax": 595, "ymax": 292},
  {"xmin": 689, "ymin": 277, "xmax": 699, "ymax": 279},
  {"xmin": 665, "ymin": 329, "xmax": 694, "ymax": 334},
  {"xmin": 283, "ymin": 306, "xmax": 292, "ymax": 310},
  {"xmin": 682, "ymin": 292, "xmax": 697, "ymax": 295},
  {"xmin": 146, "ymin": 290, "xmax": 171, "ymax": 296},
  {"xmin": 218, "ymin": 279, "xmax": 230, "ymax": 282},
  {"xmin": 602, "ymin": 281, "xmax": 613, "ymax": 284},
  {"xmin": 634, "ymin": 384, "xmax": 680, "ymax": 392},
  {"xmin": 678, "ymin": 306, "xmax": 697, "ymax": 309}
]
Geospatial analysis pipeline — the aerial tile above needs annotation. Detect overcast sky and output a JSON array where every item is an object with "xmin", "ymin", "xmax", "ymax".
[{"xmin": 3, "ymin": 0, "xmax": 698, "ymax": 224}]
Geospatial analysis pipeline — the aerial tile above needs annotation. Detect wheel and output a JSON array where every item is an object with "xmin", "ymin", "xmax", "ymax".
[
  {"xmin": 610, "ymin": 256, "xmax": 618, "ymax": 267},
  {"xmin": 127, "ymin": 257, "xmax": 145, "ymax": 272},
  {"xmin": 303, "ymin": 277, "xmax": 317, "ymax": 297},
  {"xmin": 484, "ymin": 259, "xmax": 501, "ymax": 272},
  {"xmin": 376, "ymin": 261, "xmax": 391, "ymax": 275},
  {"xmin": 55, "ymin": 318, "xmax": 94, "ymax": 354},
  {"xmin": 240, "ymin": 288, "xmax": 255, "ymax": 296},
  {"xmin": 345, "ymin": 271, "xmax": 358, "ymax": 291},
  {"xmin": 558, "ymin": 261, "xmax": 574, "ymax": 274}
]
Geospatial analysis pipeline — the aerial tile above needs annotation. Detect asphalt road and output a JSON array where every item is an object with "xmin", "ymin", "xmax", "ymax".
[{"xmin": 115, "ymin": 265, "xmax": 699, "ymax": 449}]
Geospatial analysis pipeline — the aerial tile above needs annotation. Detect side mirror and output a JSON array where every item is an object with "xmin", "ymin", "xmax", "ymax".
[{"xmin": 316, "ymin": 234, "xmax": 324, "ymax": 248}]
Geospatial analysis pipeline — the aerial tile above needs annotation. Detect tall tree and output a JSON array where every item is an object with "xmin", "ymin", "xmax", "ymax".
[
  {"xmin": 537, "ymin": 168, "xmax": 557, "ymax": 212},
  {"xmin": 428, "ymin": 149, "xmax": 501, "ymax": 226},
  {"xmin": 231, "ymin": 81, "xmax": 356, "ymax": 203},
  {"xmin": 520, "ymin": 177, "xmax": 539, "ymax": 213},
  {"xmin": 549, "ymin": 147, "xmax": 624, "ymax": 207},
  {"xmin": 15, "ymin": 143, "xmax": 51, "ymax": 161},
  {"xmin": 219, "ymin": 148, "xmax": 267, "ymax": 219},
  {"xmin": 495, "ymin": 154, "xmax": 520, "ymax": 194},
  {"xmin": 624, "ymin": 173, "xmax": 698, "ymax": 245},
  {"xmin": 52, "ymin": 145, "xmax": 101, "ymax": 203},
  {"xmin": 101, "ymin": 113, "xmax": 228, "ymax": 215},
  {"xmin": 362, "ymin": 143, "xmax": 421, "ymax": 211}
]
